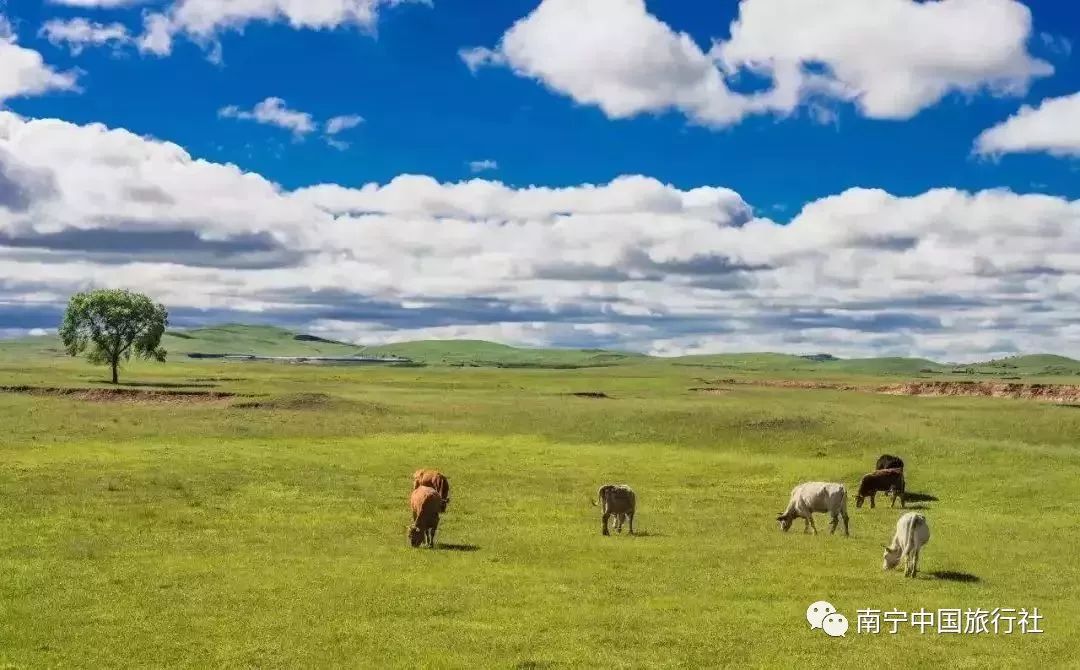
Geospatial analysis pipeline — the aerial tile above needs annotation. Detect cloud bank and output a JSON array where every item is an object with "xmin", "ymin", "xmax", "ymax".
[{"xmin": 2, "ymin": 111, "xmax": 1079, "ymax": 361}]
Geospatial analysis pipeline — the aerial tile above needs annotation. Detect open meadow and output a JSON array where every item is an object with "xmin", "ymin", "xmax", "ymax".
[{"xmin": 1, "ymin": 335, "xmax": 1079, "ymax": 668}]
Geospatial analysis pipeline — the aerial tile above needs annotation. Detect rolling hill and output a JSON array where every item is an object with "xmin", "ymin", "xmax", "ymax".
[{"xmin": 2, "ymin": 324, "xmax": 1079, "ymax": 376}]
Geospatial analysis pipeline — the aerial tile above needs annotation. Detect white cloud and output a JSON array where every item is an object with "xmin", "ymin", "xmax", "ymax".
[
  {"xmin": 325, "ymin": 114, "xmax": 364, "ymax": 135},
  {"xmin": 4, "ymin": 111, "xmax": 1080, "ymax": 361},
  {"xmin": 48, "ymin": 0, "xmax": 150, "ymax": 6},
  {"xmin": 0, "ymin": 16, "xmax": 80, "ymax": 103},
  {"xmin": 463, "ymin": 0, "xmax": 1051, "ymax": 126},
  {"xmin": 458, "ymin": 47, "xmax": 504, "ymax": 73},
  {"xmin": 138, "ymin": 0, "xmax": 429, "ymax": 58},
  {"xmin": 219, "ymin": 97, "xmax": 316, "ymax": 137},
  {"xmin": 468, "ymin": 159, "xmax": 497, "ymax": 173},
  {"xmin": 40, "ymin": 18, "xmax": 132, "ymax": 55},
  {"xmin": 974, "ymin": 92, "xmax": 1080, "ymax": 158}
]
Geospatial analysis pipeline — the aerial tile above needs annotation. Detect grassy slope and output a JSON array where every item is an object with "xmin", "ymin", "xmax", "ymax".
[
  {"xmin": 0, "ymin": 359, "xmax": 1075, "ymax": 668},
  {"xmin": 362, "ymin": 339, "xmax": 645, "ymax": 367},
  {"xmin": 3, "ymin": 324, "xmax": 1080, "ymax": 378}
]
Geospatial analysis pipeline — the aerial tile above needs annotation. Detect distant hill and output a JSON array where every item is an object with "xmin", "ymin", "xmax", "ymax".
[
  {"xmin": 162, "ymin": 324, "xmax": 364, "ymax": 357},
  {"xmin": 953, "ymin": 354, "xmax": 1080, "ymax": 378},
  {"xmin": 0, "ymin": 324, "xmax": 366, "ymax": 361},
  {"xmin": 360, "ymin": 339, "xmax": 646, "ymax": 368},
  {"xmin": 2, "ymin": 324, "xmax": 1079, "ymax": 376}
]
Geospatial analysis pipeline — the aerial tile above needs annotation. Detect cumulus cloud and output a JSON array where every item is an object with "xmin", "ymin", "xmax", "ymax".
[
  {"xmin": 0, "ymin": 15, "xmax": 80, "ymax": 103},
  {"xmin": 974, "ymin": 92, "xmax": 1080, "ymax": 158},
  {"xmin": 40, "ymin": 18, "xmax": 132, "ymax": 55},
  {"xmin": 137, "ymin": 0, "xmax": 429, "ymax": 58},
  {"xmin": 463, "ymin": 0, "xmax": 1051, "ymax": 126},
  {"xmin": 219, "ymin": 97, "xmax": 317, "ymax": 137},
  {"xmin": 4, "ymin": 111, "xmax": 1080, "ymax": 361}
]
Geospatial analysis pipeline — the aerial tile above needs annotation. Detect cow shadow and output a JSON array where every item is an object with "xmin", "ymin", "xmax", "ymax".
[
  {"xmin": 904, "ymin": 504, "xmax": 931, "ymax": 510},
  {"xmin": 929, "ymin": 570, "xmax": 980, "ymax": 583},
  {"xmin": 436, "ymin": 543, "xmax": 480, "ymax": 552},
  {"xmin": 904, "ymin": 492, "xmax": 939, "ymax": 503}
]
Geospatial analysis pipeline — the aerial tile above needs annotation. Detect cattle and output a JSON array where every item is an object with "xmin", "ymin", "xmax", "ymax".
[
  {"xmin": 883, "ymin": 512, "xmax": 930, "ymax": 577},
  {"xmin": 776, "ymin": 482, "xmax": 850, "ymax": 536},
  {"xmin": 593, "ymin": 484, "xmax": 636, "ymax": 536},
  {"xmin": 875, "ymin": 454, "xmax": 904, "ymax": 471},
  {"xmin": 413, "ymin": 469, "xmax": 451, "ymax": 511},
  {"xmin": 856, "ymin": 468, "xmax": 906, "ymax": 509},
  {"xmin": 408, "ymin": 485, "xmax": 442, "ymax": 548}
]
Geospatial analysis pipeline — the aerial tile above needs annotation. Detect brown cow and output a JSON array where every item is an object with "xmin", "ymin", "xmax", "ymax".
[
  {"xmin": 412, "ymin": 469, "xmax": 451, "ymax": 511},
  {"xmin": 856, "ymin": 468, "xmax": 906, "ymax": 509},
  {"xmin": 593, "ymin": 484, "xmax": 636, "ymax": 536},
  {"xmin": 875, "ymin": 454, "xmax": 904, "ymax": 471},
  {"xmin": 408, "ymin": 485, "xmax": 442, "ymax": 548}
]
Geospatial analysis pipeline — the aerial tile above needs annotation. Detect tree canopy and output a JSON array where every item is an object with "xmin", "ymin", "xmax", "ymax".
[{"xmin": 59, "ymin": 290, "xmax": 168, "ymax": 384}]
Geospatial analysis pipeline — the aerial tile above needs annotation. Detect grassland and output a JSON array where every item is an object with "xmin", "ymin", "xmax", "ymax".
[{"xmin": 1, "ymin": 333, "xmax": 1078, "ymax": 668}]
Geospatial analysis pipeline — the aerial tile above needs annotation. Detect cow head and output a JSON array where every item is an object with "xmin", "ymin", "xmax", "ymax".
[
  {"xmin": 407, "ymin": 525, "xmax": 424, "ymax": 548},
  {"xmin": 855, "ymin": 495, "xmax": 866, "ymax": 508},
  {"xmin": 776, "ymin": 513, "xmax": 793, "ymax": 532},
  {"xmin": 882, "ymin": 544, "xmax": 901, "ymax": 570}
]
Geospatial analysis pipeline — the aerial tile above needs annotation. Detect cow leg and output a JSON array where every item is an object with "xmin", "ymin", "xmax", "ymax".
[
  {"xmin": 869, "ymin": 494, "xmax": 876, "ymax": 509},
  {"xmin": 805, "ymin": 515, "xmax": 818, "ymax": 535},
  {"xmin": 828, "ymin": 513, "xmax": 838, "ymax": 535},
  {"xmin": 615, "ymin": 514, "xmax": 623, "ymax": 534},
  {"xmin": 841, "ymin": 510, "xmax": 850, "ymax": 536},
  {"xmin": 909, "ymin": 548, "xmax": 919, "ymax": 577},
  {"xmin": 602, "ymin": 512, "xmax": 611, "ymax": 536},
  {"xmin": 628, "ymin": 512, "xmax": 635, "ymax": 535}
]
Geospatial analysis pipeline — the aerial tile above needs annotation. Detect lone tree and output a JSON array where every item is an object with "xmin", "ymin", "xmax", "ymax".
[{"xmin": 60, "ymin": 289, "xmax": 168, "ymax": 384}]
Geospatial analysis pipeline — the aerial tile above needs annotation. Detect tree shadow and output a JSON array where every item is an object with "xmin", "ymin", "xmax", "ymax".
[
  {"xmin": 905, "ymin": 492, "xmax": 939, "ymax": 503},
  {"xmin": 437, "ymin": 543, "xmax": 480, "ymax": 552},
  {"xmin": 929, "ymin": 570, "xmax": 980, "ymax": 583}
]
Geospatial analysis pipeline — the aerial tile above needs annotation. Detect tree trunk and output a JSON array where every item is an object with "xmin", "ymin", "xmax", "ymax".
[{"xmin": 111, "ymin": 359, "xmax": 119, "ymax": 384}]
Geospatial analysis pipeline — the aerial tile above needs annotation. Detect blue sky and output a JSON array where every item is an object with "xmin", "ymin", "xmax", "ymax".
[{"xmin": 1, "ymin": 0, "xmax": 1079, "ymax": 360}]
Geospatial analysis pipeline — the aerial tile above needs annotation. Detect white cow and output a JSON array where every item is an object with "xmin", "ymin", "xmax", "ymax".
[
  {"xmin": 776, "ymin": 482, "xmax": 850, "ymax": 536},
  {"xmin": 883, "ymin": 512, "xmax": 930, "ymax": 577}
]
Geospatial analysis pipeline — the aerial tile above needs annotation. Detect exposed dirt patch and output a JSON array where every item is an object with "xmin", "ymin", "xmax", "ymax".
[
  {"xmin": 691, "ymin": 379, "xmax": 1080, "ymax": 403},
  {"xmin": 230, "ymin": 392, "xmax": 388, "ymax": 412},
  {"xmin": 0, "ymin": 385, "xmax": 241, "ymax": 403},
  {"xmin": 565, "ymin": 391, "xmax": 612, "ymax": 399},
  {"xmin": 689, "ymin": 387, "xmax": 728, "ymax": 395},
  {"xmin": 743, "ymin": 417, "xmax": 821, "ymax": 431},
  {"xmin": 877, "ymin": 381, "xmax": 1080, "ymax": 403},
  {"xmin": 188, "ymin": 376, "xmax": 247, "ymax": 383}
]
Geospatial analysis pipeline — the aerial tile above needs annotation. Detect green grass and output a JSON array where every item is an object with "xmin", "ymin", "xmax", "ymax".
[{"xmin": 0, "ymin": 353, "xmax": 1077, "ymax": 668}]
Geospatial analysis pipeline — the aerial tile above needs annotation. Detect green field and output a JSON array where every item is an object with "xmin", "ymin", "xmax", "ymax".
[{"xmin": 1, "ymin": 332, "xmax": 1077, "ymax": 668}]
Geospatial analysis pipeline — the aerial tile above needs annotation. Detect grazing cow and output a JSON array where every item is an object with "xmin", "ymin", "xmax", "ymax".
[
  {"xmin": 593, "ymin": 484, "xmax": 636, "ymax": 536},
  {"xmin": 413, "ymin": 469, "xmax": 451, "ymax": 511},
  {"xmin": 856, "ymin": 468, "xmax": 906, "ymax": 509},
  {"xmin": 883, "ymin": 512, "xmax": 930, "ymax": 577},
  {"xmin": 408, "ymin": 485, "xmax": 442, "ymax": 548},
  {"xmin": 776, "ymin": 482, "xmax": 850, "ymax": 536},
  {"xmin": 875, "ymin": 454, "xmax": 904, "ymax": 471}
]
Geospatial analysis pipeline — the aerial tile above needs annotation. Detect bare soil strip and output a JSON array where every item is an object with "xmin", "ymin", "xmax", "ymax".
[
  {"xmin": 693, "ymin": 379, "xmax": 1080, "ymax": 403},
  {"xmin": 0, "ymin": 385, "xmax": 242, "ymax": 402}
]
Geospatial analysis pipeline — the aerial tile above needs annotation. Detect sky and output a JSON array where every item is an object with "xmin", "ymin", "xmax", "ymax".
[{"xmin": 1, "ymin": 0, "xmax": 1079, "ymax": 361}]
